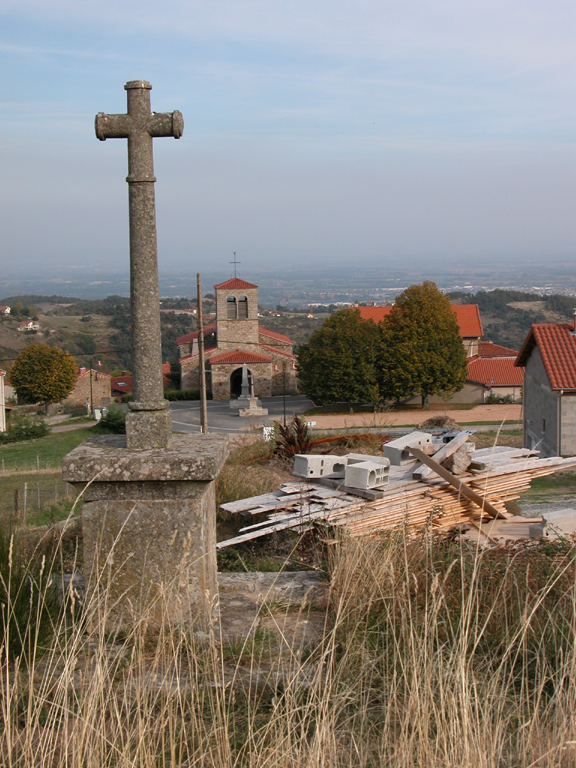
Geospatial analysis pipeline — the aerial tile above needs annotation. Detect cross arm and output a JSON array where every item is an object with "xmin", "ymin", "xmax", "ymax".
[
  {"xmin": 148, "ymin": 111, "xmax": 184, "ymax": 139},
  {"xmin": 95, "ymin": 113, "xmax": 132, "ymax": 141}
]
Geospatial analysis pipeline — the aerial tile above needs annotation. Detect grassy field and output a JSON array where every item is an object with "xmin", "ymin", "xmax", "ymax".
[
  {"xmin": 0, "ymin": 428, "xmax": 94, "ymax": 527},
  {"xmin": 0, "ymin": 426, "xmax": 95, "ymax": 472}
]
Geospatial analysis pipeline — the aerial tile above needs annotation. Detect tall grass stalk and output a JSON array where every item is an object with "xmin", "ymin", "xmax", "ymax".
[{"xmin": 2, "ymin": 527, "xmax": 576, "ymax": 766}]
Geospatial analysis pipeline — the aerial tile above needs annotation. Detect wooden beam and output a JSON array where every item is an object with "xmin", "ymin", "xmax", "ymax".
[
  {"xmin": 409, "ymin": 446, "xmax": 506, "ymax": 519},
  {"xmin": 412, "ymin": 431, "xmax": 471, "ymax": 480}
]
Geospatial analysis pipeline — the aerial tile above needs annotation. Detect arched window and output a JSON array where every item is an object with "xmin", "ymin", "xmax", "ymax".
[
  {"xmin": 238, "ymin": 295, "xmax": 248, "ymax": 319},
  {"xmin": 226, "ymin": 296, "xmax": 237, "ymax": 319}
]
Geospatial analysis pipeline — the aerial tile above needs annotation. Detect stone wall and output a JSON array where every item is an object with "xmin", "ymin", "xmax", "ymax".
[
  {"xmin": 523, "ymin": 348, "xmax": 559, "ymax": 457},
  {"xmin": 210, "ymin": 361, "xmax": 272, "ymax": 400},
  {"xmin": 180, "ymin": 358, "xmax": 200, "ymax": 391},
  {"xmin": 64, "ymin": 371, "xmax": 112, "ymax": 409},
  {"xmin": 561, "ymin": 394, "xmax": 576, "ymax": 457},
  {"xmin": 266, "ymin": 350, "xmax": 299, "ymax": 394}
]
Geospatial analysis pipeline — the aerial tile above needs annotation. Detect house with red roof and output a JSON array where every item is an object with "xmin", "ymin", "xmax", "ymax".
[
  {"xmin": 356, "ymin": 303, "xmax": 483, "ymax": 357},
  {"xmin": 516, "ymin": 319, "xmax": 576, "ymax": 457},
  {"xmin": 466, "ymin": 356, "xmax": 523, "ymax": 403},
  {"xmin": 178, "ymin": 277, "xmax": 297, "ymax": 400},
  {"xmin": 64, "ymin": 367, "xmax": 112, "ymax": 410}
]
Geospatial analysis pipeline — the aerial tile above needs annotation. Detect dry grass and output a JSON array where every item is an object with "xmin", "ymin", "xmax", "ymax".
[{"xmin": 3, "ymin": 518, "xmax": 576, "ymax": 766}]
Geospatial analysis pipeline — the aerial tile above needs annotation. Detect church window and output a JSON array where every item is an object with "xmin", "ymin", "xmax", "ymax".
[
  {"xmin": 238, "ymin": 295, "xmax": 248, "ymax": 319},
  {"xmin": 226, "ymin": 296, "xmax": 237, "ymax": 319}
]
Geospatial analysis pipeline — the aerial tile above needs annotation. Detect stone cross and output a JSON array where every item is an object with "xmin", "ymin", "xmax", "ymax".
[{"xmin": 95, "ymin": 80, "xmax": 183, "ymax": 449}]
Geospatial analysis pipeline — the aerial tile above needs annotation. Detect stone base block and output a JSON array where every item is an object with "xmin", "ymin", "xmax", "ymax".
[
  {"xmin": 82, "ymin": 487, "xmax": 217, "ymax": 628},
  {"xmin": 62, "ymin": 433, "xmax": 229, "ymax": 629},
  {"xmin": 238, "ymin": 406, "xmax": 269, "ymax": 417},
  {"xmin": 126, "ymin": 408, "xmax": 173, "ymax": 449}
]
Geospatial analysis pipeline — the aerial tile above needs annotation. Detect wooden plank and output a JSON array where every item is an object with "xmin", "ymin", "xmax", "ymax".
[
  {"xmin": 409, "ymin": 447, "xmax": 506, "ymax": 519},
  {"xmin": 220, "ymin": 492, "xmax": 284, "ymax": 513},
  {"xmin": 313, "ymin": 476, "xmax": 388, "ymax": 500},
  {"xmin": 412, "ymin": 432, "xmax": 471, "ymax": 480}
]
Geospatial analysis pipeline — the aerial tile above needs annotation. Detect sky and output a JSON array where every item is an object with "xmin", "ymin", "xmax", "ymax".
[{"xmin": 1, "ymin": 1, "xmax": 575, "ymax": 282}]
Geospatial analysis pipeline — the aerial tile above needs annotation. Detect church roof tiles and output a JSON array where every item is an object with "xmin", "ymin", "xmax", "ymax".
[
  {"xmin": 208, "ymin": 350, "xmax": 272, "ymax": 365},
  {"xmin": 213, "ymin": 278, "xmax": 258, "ymax": 290},
  {"xmin": 258, "ymin": 327, "xmax": 294, "ymax": 345}
]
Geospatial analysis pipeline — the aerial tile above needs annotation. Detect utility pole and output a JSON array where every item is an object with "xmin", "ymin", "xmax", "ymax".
[
  {"xmin": 197, "ymin": 273, "xmax": 208, "ymax": 434},
  {"xmin": 282, "ymin": 360, "xmax": 287, "ymax": 427},
  {"xmin": 89, "ymin": 355, "xmax": 94, "ymax": 417}
]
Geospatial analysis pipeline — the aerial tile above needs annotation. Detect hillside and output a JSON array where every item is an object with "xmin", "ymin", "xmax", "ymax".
[
  {"xmin": 450, "ymin": 290, "xmax": 575, "ymax": 350},
  {"xmin": 0, "ymin": 295, "xmax": 197, "ymax": 376},
  {"xmin": 1, "ymin": 290, "xmax": 574, "ymax": 376}
]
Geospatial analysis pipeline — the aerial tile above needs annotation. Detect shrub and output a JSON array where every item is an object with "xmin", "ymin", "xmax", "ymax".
[
  {"xmin": 275, "ymin": 415, "xmax": 312, "ymax": 458},
  {"xmin": 0, "ymin": 415, "xmax": 49, "ymax": 444},
  {"xmin": 97, "ymin": 407, "xmax": 126, "ymax": 434},
  {"xmin": 486, "ymin": 392, "xmax": 514, "ymax": 404}
]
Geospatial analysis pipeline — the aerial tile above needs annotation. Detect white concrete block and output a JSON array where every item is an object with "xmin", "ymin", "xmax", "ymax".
[
  {"xmin": 345, "ymin": 461, "xmax": 389, "ymax": 489},
  {"xmin": 382, "ymin": 431, "xmax": 432, "ymax": 465},
  {"xmin": 293, "ymin": 454, "xmax": 347, "ymax": 479},
  {"xmin": 344, "ymin": 453, "xmax": 391, "ymax": 468},
  {"xmin": 530, "ymin": 508, "xmax": 576, "ymax": 539}
]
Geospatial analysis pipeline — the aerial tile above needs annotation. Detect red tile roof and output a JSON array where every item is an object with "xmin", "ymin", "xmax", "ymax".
[
  {"xmin": 479, "ymin": 341, "xmax": 519, "ymax": 357},
  {"xmin": 516, "ymin": 323, "xmax": 576, "ymax": 390},
  {"xmin": 176, "ymin": 323, "xmax": 216, "ymax": 346},
  {"xmin": 356, "ymin": 304, "xmax": 483, "ymax": 338},
  {"xmin": 213, "ymin": 278, "xmax": 258, "ymax": 290},
  {"xmin": 258, "ymin": 327, "xmax": 294, "ymax": 345},
  {"xmin": 208, "ymin": 350, "xmax": 272, "ymax": 365},
  {"xmin": 467, "ymin": 357, "xmax": 523, "ymax": 387},
  {"xmin": 111, "ymin": 375, "xmax": 132, "ymax": 393},
  {"xmin": 260, "ymin": 345, "xmax": 296, "ymax": 359}
]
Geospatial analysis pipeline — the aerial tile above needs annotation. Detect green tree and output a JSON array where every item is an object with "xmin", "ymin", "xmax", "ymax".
[
  {"xmin": 10, "ymin": 343, "xmax": 77, "ymax": 408},
  {"xmin": 75, "ymin": 333, "xmax": 97, "ymax": 355},
  {"xmin": 379, "ymin": 281, "xmax": 468, "ymax": 409},
  {"xmin": 297, "ymin": 309, "xmax": 380, "ymax": 406}
]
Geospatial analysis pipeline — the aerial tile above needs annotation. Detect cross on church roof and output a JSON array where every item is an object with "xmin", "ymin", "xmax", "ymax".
[{"xmin": 230, "ymin": 251, "xmax": 241, "ymax": 278}]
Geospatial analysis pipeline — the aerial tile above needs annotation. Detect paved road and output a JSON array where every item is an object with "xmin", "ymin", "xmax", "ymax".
[{"xmin": 170, "ymin": 396, "xmax": 315, "ymax": 434}]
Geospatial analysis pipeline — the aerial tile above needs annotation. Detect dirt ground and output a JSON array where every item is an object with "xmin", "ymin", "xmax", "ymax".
[{"xmin": 310, "ymin": 404, "xmax": 522, "ymax": 430}]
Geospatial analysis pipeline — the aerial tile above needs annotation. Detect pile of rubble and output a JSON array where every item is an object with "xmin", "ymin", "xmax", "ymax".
[{"xmin": 218, "ymin": 431, "xmax": 576, "ymax": 549}]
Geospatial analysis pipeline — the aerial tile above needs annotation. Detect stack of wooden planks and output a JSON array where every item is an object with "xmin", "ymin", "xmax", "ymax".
[{"xmin": 217, "ymin": 442, "xmax": 576, "ymax": 549}]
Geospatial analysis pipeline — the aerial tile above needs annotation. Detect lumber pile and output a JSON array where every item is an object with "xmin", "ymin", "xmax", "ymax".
[{"xmin": 217, "ymin": 432, "xmax": 576, "ymax": 549}]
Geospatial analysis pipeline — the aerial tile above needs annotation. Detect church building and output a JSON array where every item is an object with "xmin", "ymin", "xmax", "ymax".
[{"xmin": 177, "ymin": 278, "xmax": 298, "ymax": 400}]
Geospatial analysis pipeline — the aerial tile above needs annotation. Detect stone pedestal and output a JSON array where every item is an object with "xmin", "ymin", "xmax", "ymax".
[
  {"xmin": 235, "ymin": 396, "xmax": 269, "ymax": 417},
  {"xmin": 62, "ymin": 433, "xmax": 228, "ymax": 629}
]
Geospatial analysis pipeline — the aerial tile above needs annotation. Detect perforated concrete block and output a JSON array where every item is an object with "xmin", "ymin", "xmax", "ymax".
[
  {"xmin": 345, "ymin": 461, "xmax": 389, "ymax": 489},
  {"xmin": 293, "ymin": 454, "xmax": 347, "ymax": 479},
  {"xmin": 382, "ymin": 431, "xmax": 432, "ymax": 465},
  {"xmin": 344, "ymin": 453, "xmax": 391, "ymax": 468}
]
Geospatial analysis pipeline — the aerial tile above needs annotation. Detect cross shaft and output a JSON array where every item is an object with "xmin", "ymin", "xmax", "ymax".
[{"xmin": 95, "ymin": 80, "xmax": 183, "ymax": 449}]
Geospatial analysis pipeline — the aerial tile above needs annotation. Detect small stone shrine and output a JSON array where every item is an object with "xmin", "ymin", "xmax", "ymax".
[{"xmin": 62, "ymin": 81, "xmax": 228, "ymax": 627}]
